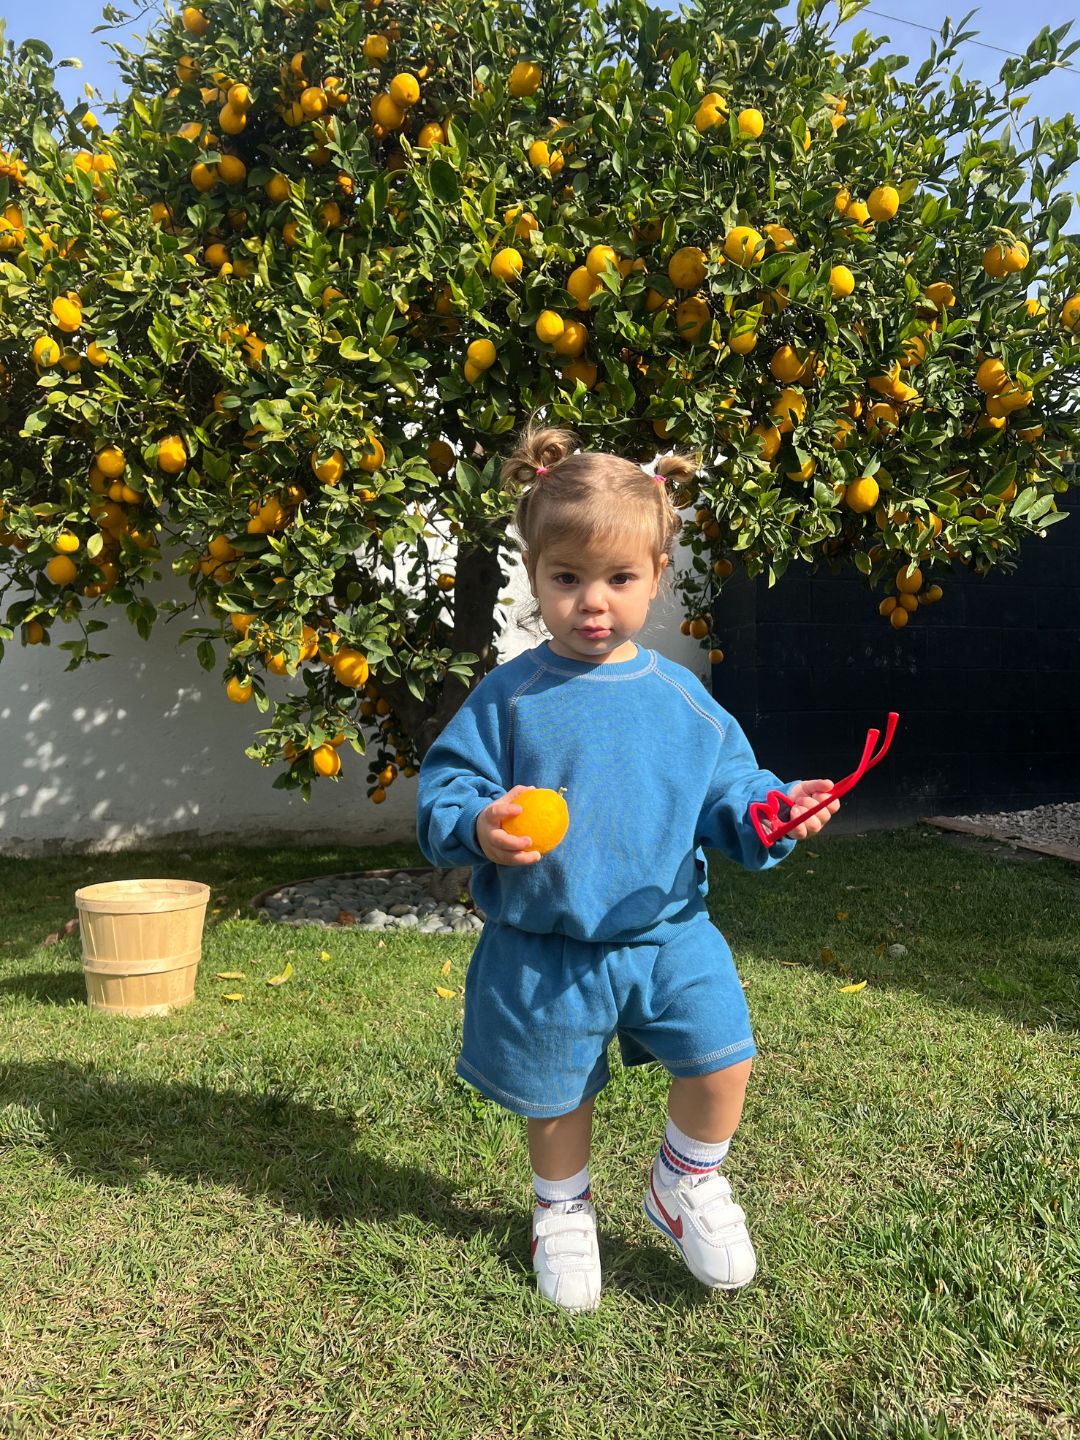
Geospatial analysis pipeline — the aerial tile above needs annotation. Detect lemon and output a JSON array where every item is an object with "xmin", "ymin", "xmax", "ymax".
[
  {"xmin": 508, "ymin": 62, "xmax": 541, "ymax": 97},
  {"xmin": 467, "ymin": 338, "xmax": 496, "ymax": 369},
  {"xmin": 829, "ymin": 265, "xmax": 855, "ymax": 298},
  {"xmin": 490, "ymin": 248, "xmax": 522, "ymax": 283},
  {"xmin": 667, "ymin": 246, "xmax": 706, "ymax": 289},
  {"xmin": 675, "ymin": 295, "xmax": 710, "ymax": 343},
  {"xmin": 723, "ymin": 226, "xmax": 763, "ymax": 265},
  {"xmin": 552, "ymin": 319, "xmax": 587, "ymax": 357},
  {"xmin": 46, "ymin": 555, "xmax": 78, "ymax": 586},
  {"xmin": 867, "ymin": 185, "xmax": 899, "ymax": 221},
  {"xmin": 845, "ymin": 477, "xmax": 879, "ymax": 512},
  {"xmin": 737, "ymin": 109, "xmax": 764, "ymax": 138},
  {"xmin": 535, "ymin": 310, "xmax": 565, "ymax": 344},
  {"xmin": 312, "ymin": 449, "xmax": 345, "ymax": 484},
  {"xmin": 585, "ymin": 244, "xmax": 617, "ymax": 277},
  {"xmin": 157, "ymin": 436, "xmax": 188, "ymax": 473},
  {"xmin": 389, "ymin": 72, "xmax": 419, "ymax": 107},
  {"xmin": 567, "ymin": 265, "xmax": 600, "ymax": 309}
]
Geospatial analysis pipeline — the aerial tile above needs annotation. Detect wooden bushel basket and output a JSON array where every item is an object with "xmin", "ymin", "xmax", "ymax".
[{"xmin": 75, "ymin": 879, "xmax": 211, "ymax": 1017}]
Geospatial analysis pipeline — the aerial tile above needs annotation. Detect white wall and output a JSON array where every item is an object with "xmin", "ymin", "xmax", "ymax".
[{"xmin": 0, "ymin": 547, "xmax": 706, "ymax": 855}]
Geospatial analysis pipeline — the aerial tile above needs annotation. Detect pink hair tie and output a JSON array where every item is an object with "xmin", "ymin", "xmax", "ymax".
[
  {"xmin": 535, "ymin": 466, "xmax": 548, "ymax": 475},
  {"xmin": 653, "ymin": 473, "xmax": 665, "ymax": 484}
]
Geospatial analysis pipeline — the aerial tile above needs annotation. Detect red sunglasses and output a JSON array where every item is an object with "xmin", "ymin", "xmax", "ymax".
[{"xmin": 750, "ymin": 712, "xmax": 899, "ymax": 847}]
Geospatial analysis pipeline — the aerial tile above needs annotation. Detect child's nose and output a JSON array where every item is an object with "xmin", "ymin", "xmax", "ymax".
[{"xmin": 578, "ymin": 584, "xmax": 608, "ymax": 611}]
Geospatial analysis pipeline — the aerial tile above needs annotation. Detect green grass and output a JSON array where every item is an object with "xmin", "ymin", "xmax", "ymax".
[{"xmin": 0, "ymin": 828, "xmax": 1077, "ymax": 1439}]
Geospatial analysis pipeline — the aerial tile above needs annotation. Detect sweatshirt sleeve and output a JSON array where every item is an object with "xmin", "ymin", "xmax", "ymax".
[
  {"xmin": 696, "ymin": 710, "xmax": 797, "ymax": 871},
  {"xmin": 416, "ymin": 677, "xmax": 510, "ymax": 868}
]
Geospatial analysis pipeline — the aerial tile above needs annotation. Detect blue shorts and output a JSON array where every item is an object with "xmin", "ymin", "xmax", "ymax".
[{"xmin": 456, "ymin": 910, "xmax": 755, "ymax": 1118}]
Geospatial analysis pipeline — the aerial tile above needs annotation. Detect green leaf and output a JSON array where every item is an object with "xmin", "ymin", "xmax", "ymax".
[{"xmin": 429, "ymin": 158, "xmax": 460, "ymax": 205}]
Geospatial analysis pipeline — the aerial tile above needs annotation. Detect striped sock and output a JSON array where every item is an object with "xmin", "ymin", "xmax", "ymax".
[
  {"xmin": 654, "ymin": 1118, "xmax": 730, "ymax": 1190},
  {"xmin": 533, "ymin": 1163, "xmax": 591, "ymax": 1209}
]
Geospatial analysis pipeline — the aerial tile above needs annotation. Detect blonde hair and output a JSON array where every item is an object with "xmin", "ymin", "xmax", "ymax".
[{"xmin": 502, "ymin": 424, "xmax": 693, "ymax": 573}]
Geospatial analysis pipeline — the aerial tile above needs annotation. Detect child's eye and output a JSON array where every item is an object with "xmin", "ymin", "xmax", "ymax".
[
  {"xmin": 611, "ymin": 572, "xmax": 637, "ymax": 585},
  {"xmin": 553, "ymin": 572, "xmax": 578, "ymax": 585}
]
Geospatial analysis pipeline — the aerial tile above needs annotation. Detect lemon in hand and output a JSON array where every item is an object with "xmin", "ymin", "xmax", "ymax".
[{"xmin": 503, "ymin": 788, "xmax": 569, "ymax": 855}]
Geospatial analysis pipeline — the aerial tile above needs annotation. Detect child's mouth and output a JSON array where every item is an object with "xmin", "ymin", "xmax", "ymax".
[{"xmin": 576, "ymin": 626, "xmax": 611, "ymax": 639}]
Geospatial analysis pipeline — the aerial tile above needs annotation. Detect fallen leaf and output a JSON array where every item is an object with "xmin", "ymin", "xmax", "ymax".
[
  {"xmin": 806, "ymin": 851, "xmax": 819, "ymax": 858},
  {"xmin": 338, "ymin": 910, "xmax": 356, "ymax": 926},
  {"xmin": 836, "ymin": 912, "xmax": 849, "ymax": 921},
  {"xmin": 215, "ymin": 971, "xmax": 245, "ymax": 980},
  {"xmin": 876, "ymin": 943, "xmax": 887, "ymax": 955},
  {"xmin": 805, "ymin": 869, "xmax": 814, "ymax": 874},
  {"xmin": 320, "ymin": 951, "xmax": 331, "ymax": 963},
  {"xmin": 222, "ymin": 993, "xmax": 244, "ymax": 1002},
  {"xmin": 267, "ymin": 961, "xmax": 293, "ymax": 987},
  {"xmin": 212, "ymin": 909, "xmax": 222, "ymax": 915},
  {"xmin": 839, "ymin": 980, "xmax": 868, "ymax": 993},
  {"xmin": 440, "ymin": 959, "xmax": 452, "ymax": 977},
  {"xmin": 435, "ymin": 986, "xmax": 456, "ymax": 999},
  {"xmin": 821, "ymin": 949, "xmax": 834, "ymax": 963},
  {"xmin": 377, "ymin": 940, "xmax": 385, "ymax": 948}
]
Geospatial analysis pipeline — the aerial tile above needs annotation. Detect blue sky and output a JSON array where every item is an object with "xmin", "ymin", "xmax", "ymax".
[{"xmin": 3, "ymin": 0, "xmax": 1077, "ymax": 126}]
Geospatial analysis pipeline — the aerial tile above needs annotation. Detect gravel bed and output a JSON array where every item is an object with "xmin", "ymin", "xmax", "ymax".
[
  {"xmin": 951, "ymin": 801, "xmax": 1080, "ymax": 851},
  {"xmin": 258, "ymin": 870, "xmax": 485, "ymax": 935}
]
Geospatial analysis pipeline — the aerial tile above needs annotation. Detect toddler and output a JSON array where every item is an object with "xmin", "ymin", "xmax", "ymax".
[{"xmin": 417, "ymin": 425, "xmax": 838, "ymax": 1312}]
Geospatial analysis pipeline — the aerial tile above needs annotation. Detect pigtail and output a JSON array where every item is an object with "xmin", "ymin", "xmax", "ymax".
[
  {"xmin": 501, "ymin": 422, "xmax": 578, "ymax": 493},
  {"xmin": 652, "ymin": 451, "xmax": 699, "ymax": 554}
]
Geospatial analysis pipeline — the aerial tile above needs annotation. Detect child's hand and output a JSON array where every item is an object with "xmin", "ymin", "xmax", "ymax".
[
  {"xmin": 476, "ymin": 785, "xmax": 542, "ymax": 866},
  {"xmin": 786, "ymin": 780, "xmax": 840, "ymax": 840}
]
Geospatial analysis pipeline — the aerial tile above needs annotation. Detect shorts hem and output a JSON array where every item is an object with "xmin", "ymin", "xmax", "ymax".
[
  {"xmin": 663, "ymin": 1036, "xmax": 757, "ymax": 1077},
  {"xmin": 455, "ymin": 1055, "xmax": 610, "ymax": 1119}
]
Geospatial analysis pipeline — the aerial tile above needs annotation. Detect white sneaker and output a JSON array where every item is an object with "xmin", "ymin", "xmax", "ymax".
[
  {"xmin": 531, "ymin": 1199, "xmax": 602, "ymax": 1313},
  {"xmin": 643, "ymin": 1170, "xmax": 757, "ymax": 1290}
]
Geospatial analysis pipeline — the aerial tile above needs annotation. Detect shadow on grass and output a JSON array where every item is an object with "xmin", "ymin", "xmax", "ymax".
[{"xmin": 0, "ymin": 1060, "xmax": 707, "ymax": 1309}]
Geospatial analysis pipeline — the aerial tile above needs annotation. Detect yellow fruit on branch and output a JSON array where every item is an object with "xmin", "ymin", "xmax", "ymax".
[
  {"xmin": 157, "ymin": 436, "xmax": 188, "ymax": 473},
  {"xmin": 586, "ymin": 244, "xmax": 617, "ymax": 278},
  {"xmin": 389, "ymin": 72, "xmax": 419, "ymax": 107},
  {"xmin": 190, "ymin": 161, "xmax": 218, "ymax": 192},
  {"xmin": 46, "ymin": 554, "xmax": 78, "ymax": 586},
  {"xmin": 359, "ymin": 436, "xmax": 386, "ymax": 472},
  {"xmin": 770, "ymin": 388, "xmax": 806, "ymax": 433},
  {"xmin": 182, "ymin": 7, "xmax": 208, "ymax": 35},
  {"xmin": 975, "ymin": 358, "xmax": 1009, "ymax": 394},
  {"xmin": 490, "ymin": 248, "xmax": 523, "ymax": 283},
  {"xmin": 312, "ymin": 448, "xmax": 345, "ymax": 484},
  {"xmin": 560, "ymin": 359, "xmax": 597, "ymax": 390},
  {"xmin": 737, "ymin": 108, "xmax": 764, "ymax": 138},
  {"xmin": 845, "ymin": 477, "xmax": 880, "ymax": 512},
  {"xmin": 535, "ymin": 310, "xmax": 565, "ymax": 344},
  {"xmin": 467, "ymin": 338, "xmax": 496, "ymax": 370},
  {"xmin": 675, "ymin": 295, "xmax": 710, "ymax": 343},
  {"xmin": 829, "ymin": 265, "xmax": 855, "ymax": 298},
  {"xmin": 502, "ymin": 787, "xmax": 569, "ymax": 854},
  {"xmin": 668, "ymin": 245, "xmax": 707, "ymax": 289},
  {"xmin": 552, "ymin": 319, "xmax": 587, "ymax": 357},
  {"xmin": 567, "ymin": 265, "xmax": 600, "ymax": 309},
  {"xmin": 331, "ymin": 647, "xmax": 370, "ymax": 687},
  {"xmin": 867, "ymin": 185, "xmax": 899, "ymax": 222},
  {"xmin": 96, "ymin": 445, "xmax": 126, "ymax": 478},
  {"xmin": 508, "ymin": 61, "xmax": 542, "ymax": 97},
  {"xmin": 371, "ymin": 92, "xmax": 405, "ymax": 130},
  {"xmin": 724, "ymin": 226, "xmax": 763, "ymax": 265},
  {"xmin": 51, "ymin": 295, "xmax": 82, "ymax": 332},
  {"xmin": 313, "ymin": 744, "xmax": 341, "ymax": 776},
  {"xmin": 363, "ymin": 34, "xmax": 389, "ymax": 62},
  {"xmin": 427, "ymin": 440, "xmax": 455, "ymax": 474},
  {"xmin": 33, "ymin": 335, "xmax": 61, "ymax": 367},
  {"xmin": 896, "ymin": 565, "xmax": 922, "ymax": 594}
]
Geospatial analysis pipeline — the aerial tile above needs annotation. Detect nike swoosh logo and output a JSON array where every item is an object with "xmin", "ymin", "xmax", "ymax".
[{"xmin": 650, "ymin": 1179, "xmax": 683, "ymax": 1239}]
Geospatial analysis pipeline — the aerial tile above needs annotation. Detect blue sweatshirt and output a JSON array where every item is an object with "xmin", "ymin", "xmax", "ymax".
[{"xmin": 416, "ymin": 644, "xmax": 796, "ymax": 945}]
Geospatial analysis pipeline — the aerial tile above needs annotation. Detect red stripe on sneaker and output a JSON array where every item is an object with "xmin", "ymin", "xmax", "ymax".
[
  {"xmin": 649, "ymin": 1178, "xmax": 683, "ymax": 1240},
  {"xmin": 531, "ymin": 1235, "xmax": 539, "ymax": 1258}
]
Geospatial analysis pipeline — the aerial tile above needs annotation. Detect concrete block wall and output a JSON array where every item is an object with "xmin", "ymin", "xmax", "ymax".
[{"xmin": 712, "ymin": 509, "xmax": 1078, "ymax": 830}]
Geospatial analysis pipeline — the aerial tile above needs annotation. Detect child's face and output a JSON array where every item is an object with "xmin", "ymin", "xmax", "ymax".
[{"xmin": 527, "ymin": 533, "xmax": 667, "ymax": 663}]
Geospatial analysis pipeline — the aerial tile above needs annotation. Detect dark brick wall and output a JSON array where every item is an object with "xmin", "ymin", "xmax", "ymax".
[{"xmin": 712, "ymin": 508, "xmax": 1078, "ymax": 830}]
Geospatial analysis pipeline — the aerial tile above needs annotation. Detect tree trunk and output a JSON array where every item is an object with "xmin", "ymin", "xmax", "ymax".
[{"xmin": 381, "ymin": 531, "xmax": 507, "ymax": 761}]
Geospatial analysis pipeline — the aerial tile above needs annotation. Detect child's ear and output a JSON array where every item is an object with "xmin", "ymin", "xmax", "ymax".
[{"xmin": 649, "ymin": 554, "xmax": 668, "ymax": 600}]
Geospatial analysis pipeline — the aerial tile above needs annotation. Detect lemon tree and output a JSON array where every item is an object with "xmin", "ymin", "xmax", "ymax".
[{"xmin": 0, "ymin": 0, "xmax": 1078, "ymax": 797}]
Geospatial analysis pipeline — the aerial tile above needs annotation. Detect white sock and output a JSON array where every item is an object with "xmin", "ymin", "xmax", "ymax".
[
  {"xmin": 533, "ymin": 1163, "xmax": 591, "ymax": 1208},
  {"xmin": 653, "ymin": 1118, "xmax": 730, "ymax": 1189}
]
